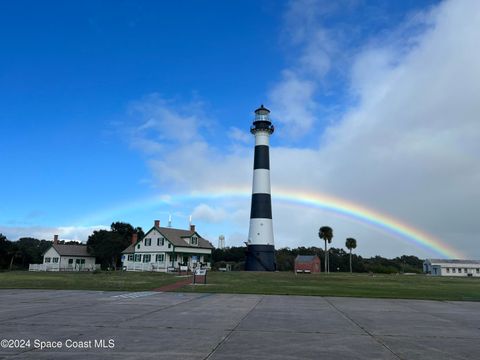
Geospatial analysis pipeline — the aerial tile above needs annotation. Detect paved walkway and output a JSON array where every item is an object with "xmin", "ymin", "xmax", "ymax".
[
  {"xmin": 0, "ymin": 290, "xmax": 479, "ymax": 359},
  {"xmin": 153, "ymin": 276, "xmax": 192, "ymax": 292}
]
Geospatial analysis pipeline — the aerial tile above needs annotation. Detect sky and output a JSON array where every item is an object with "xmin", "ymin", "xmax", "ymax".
[{"xmin": 1, "ymin": 0, "xmax": 479, "ymax": 259}]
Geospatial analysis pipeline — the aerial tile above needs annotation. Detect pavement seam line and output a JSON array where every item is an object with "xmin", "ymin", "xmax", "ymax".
[
  {"xmin": 324, "ymin": 297, "xmax": 404, "ymax": 360},
  {"xmin": 202, "ymin": 296, "xmax": 264, "ymax": 360},
  {"xmin": 121, "ymin": 293, "xmax": 213, "ymax": 322},
  {"xmin": 0, "ymin": 300, "xmax": 106, "ymax": 323},
  {"xmin": 5, "ymin": 293, "xmax": 213, "ymax": 357}
]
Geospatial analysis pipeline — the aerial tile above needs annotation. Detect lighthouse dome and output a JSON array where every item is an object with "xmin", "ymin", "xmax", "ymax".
[{"xmin": 251, "ymin": 105, "xmax": 274, "ymax": 134}]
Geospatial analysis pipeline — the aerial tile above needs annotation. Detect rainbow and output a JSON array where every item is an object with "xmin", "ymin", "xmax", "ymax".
[{"xmin": 76, "ymin": 186, "xmax": 465, "ymax": 259}]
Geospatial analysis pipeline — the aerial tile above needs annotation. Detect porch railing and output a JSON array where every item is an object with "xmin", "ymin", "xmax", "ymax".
[{"xmin": 29, "ymin": 264, "xmax": 101, "ymax": 272}]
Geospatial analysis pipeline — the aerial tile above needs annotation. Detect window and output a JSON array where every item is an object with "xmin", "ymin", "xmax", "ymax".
[
  {"xmin": 143, "ymin": 254, "xmax": 151, "ymax": 263},
  {"xmin": 134, "ymin": 254, "xmax": 141, "ymax": 262},
  {"xmin": 464, "ymin": 268, "xmax": 468, "ymax": 273},
  {"xmin": 145, "ymin": 238, "xmax": 152, "ymax": 246},
  {"xmin": 53, "ymin": 257, "xmax": 59, "ymax": 263},
  {"xmin": 191, "ymin": 236, "xmax": 198, "ymax": 245},
  {"xmin": 45, "ymin": 257, "xmax": 51, "ymax": 263},
  {"xmin": 127, "ymin": 255, "xmax": 134, "ymax": 261},
  {"xmin": 80, "ymin": 259, "xmax": 85, "ymax": 264},
  {"xmin": 168, "ymin": 243, "xmax": 171, "ymax": 248},
  {"xmin": 452, "ymin": 268, "xmax": 456, "ymax": 273},
  {"xmin": 68, "ymin": 259, "xmax": 73, "ymax": 264},
  {"xmin": 157, "ymin": 237, "xmax": 164, "ymax": 246},
  {"xmin": 137, "ymin": 244, "xmax": 140, "ymax": 249},
  {"xmin": 476, "ymin": 268, "xmax": 479, "ymax": 274},
  {"xmin": 171, "ymin": 254, "xmax": 177, "ymax": 262},
  {"xmin": 446, "ymin": 268, "xmax": 450, "ymax": 273},
  {"xmin": 458, "ymin": 268, "xmax": 462, "ymax": 273},
  {"xmin": 156, "ymin": 254, "xmax": 164, "ymax": 262}
]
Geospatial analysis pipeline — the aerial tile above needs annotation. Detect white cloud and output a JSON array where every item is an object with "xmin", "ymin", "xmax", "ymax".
[
  {"xmin": 228, "ymin": 127, "xmax": 250, "ymax": 144},
  {"xmin": 129, "ymin": 94, "xmax": 211, "ymax": 144},
  {"xmin": 269, "ymin": 70, "xmax": 318, "ymax": 138},
  {"xmin": 268, "ymin": 0, "xmax": 350, "ymax": 139},
  {"xmin": 129, "ymin": 95, "xmax": 252, "ymax": 192},
  {"xmin": 192, "ymin": 204, "xmax": 228, "ymax": 223},
  {"xmin": 0, "ymin": 225, "xmax": 109, "ymax": 243}
]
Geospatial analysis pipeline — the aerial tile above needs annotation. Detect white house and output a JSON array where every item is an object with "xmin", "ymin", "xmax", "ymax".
[
  {"xmin": 121, "ymin": 220, "xmax": 214, "ymax": 272},
  {"xmin": 423, "ymin": 259, "xmax": 480, "ymax": 277},
  {"xmin": 29, "ymin": 235, "xmax": 99, "ymax": 271}
]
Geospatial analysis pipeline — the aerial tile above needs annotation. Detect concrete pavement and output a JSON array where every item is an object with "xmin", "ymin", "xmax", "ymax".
[{"xmin": 0, "ymin": 290, "xmax": 479, "ymax": 359}]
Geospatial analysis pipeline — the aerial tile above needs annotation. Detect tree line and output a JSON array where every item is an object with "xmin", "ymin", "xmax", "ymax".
[
  {"xmin": 213, "ymin": 246, "xmax": 424, "ymax": 273},
  {"xmin": 1, "ymin": 222, "xmax": 424, "ymax": 273}
]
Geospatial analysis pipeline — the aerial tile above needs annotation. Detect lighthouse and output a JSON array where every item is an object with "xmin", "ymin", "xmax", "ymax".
[{"xmin": 245, "ymin": 105, "xmax": 276, "ymax": 271}]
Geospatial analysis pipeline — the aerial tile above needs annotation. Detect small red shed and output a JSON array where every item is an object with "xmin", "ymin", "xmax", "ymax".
[{"xmin": 295, "ymin": 255, "xmax": 321, "ymax": 273}]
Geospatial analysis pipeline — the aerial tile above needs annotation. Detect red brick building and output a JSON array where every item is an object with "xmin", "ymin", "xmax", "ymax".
[{"xmin": 294, "ymin": 255, "xmax": 321, "ymax": 273}]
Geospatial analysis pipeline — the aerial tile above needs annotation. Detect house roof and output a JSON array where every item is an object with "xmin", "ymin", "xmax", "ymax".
[
  {"xmin": 157, "ymin": 226, "xmax": 214, "ymax": 249},
  {"xmin": 50, "ymin": 244, "xmax": 94, "ymax": 257},
  {"xmin": 295, "ymin": 255, "xmax": 319, "ymax": 263},
  {"xmin": 122, "ymin": 226, "xmax": 214, "ymax": 254},
  {"xmin": 426, "ymin": 259, "xmax": 480, "ymax": 265},
  {"xmin": 122, "ymin": 244, "xmax": 135, "ymax": 254}
]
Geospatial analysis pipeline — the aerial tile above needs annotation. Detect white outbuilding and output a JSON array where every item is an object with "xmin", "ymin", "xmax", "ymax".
[
  {"xmin": 29, "ymin": 235, "xmax": 99, "ymax": 271},
  {"xmin": 423, "ymin": 259, "xmax": 480, "ymax": 277}
]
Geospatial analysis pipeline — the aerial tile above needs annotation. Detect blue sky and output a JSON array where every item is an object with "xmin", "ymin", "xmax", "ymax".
[
  {"xmin": 2, "ymin": 0, "xmax": 479, "ymax": 259},
  {"xmin": 1, "ymin": 0, "xmax": 282, "ymax": 221}
]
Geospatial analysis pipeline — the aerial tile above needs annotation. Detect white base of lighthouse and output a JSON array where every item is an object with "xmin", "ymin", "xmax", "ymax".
[{"xmin": 247, "ymin": 218, "xmax": 274, "ymax": 245}]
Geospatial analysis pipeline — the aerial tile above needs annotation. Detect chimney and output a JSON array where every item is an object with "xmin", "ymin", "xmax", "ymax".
[
  {"xmin": 131, "ymin": 233, "xmax": 138, "ymax": 245},
  {"xmin": 53, "ymin": 234, "xmax": 59, "ymax": 244},
  {"xmin": 154, "ymin": 220, "xmax": 160, "ymax": 227},
  {"xmin": 190, "ymin": 224, "xmax": 195, "ymax": 232}
]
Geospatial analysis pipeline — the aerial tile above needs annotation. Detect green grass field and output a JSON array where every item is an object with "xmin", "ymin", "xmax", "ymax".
[
  {"xmin": 0, "ymin": 271, "xmax": 479, "ymax": 301},
  {"xmin": 0, "ymin": 271, "xmax": 181, "ymax": 292},
  {"xmin": 181, "ymin": 272, "xmax": 480, "ymax": 301}
]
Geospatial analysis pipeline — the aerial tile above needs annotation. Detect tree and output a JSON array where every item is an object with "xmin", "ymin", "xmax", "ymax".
[
  {"xmin": 318, "ymin": 226, "xmax": 333, "ymax": 273},
  {"xmin": 110, "ymin": 222, "xmax": 144, "ymax": 247},
  {"xmin": 15, "ymin": 237, "xmax": 51, "ymax": 268},
  {"xmin": 276, "ymin": 248, "xmax": 295, "ymax": 271},
  {"xmin": 0, "ymin": 234, "xmax": 21, "ymax": 270},
  {"xmin": 87, "ymin": 222, "xmax": 143, "ymax": 269},
  {"xmin": 8, "ymin": 246, "xmax": 21, "ymax": 270},
  {"xmin": 345, "ymin": 238, "xmax": 357, "ymax": 273},
  {"xmin": 0, "ymin": 234, "xmax": 13, "ymax": 269},
  {"xmin": 87, "ymin": 230, "xmax": 126, "ymax": 269}
]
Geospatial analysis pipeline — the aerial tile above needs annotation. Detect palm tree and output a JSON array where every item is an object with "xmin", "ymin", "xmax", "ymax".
[
  {"xmin": 318, "ymin": 226, "xmax": 333, "ymax": 273},
  {"xmin": 345, "ymin": 238, "xmax": 357, "ymax": 273}
]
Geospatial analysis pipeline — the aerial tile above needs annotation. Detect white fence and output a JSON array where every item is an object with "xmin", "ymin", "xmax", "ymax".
[
  {"xmin": 123, "ymin": 263, "xmax": 167, "ymax": 272},
  {"xmin": 123, "ymin": 262, "xmax": 211, "ymax": 272},
  {"xmin": 29, "ymin": 264, "xmax": 101, "ymax": 272}
]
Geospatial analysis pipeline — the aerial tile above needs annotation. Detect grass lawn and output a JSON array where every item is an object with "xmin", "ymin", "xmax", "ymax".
[
  {"xmin": 180, "ymin": 272, "xmax": 480, "ymax": 301},
  {"xmin": 1, "ymin": 271, "xmax": 479, "ymax": 301},
  {"xmin": 0, "ymin": 271, "xmax": 182, "ymax": 292}
]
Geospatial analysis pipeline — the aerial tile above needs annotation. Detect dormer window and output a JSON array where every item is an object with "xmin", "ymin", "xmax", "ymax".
[{"xmin": 191, "ymin": 236, "xmax": 198, "ymax": 245}]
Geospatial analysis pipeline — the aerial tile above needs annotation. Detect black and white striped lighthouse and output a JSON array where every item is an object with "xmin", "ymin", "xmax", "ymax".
[{"xmin": 245, "ymin": 105, "xmax": 276, "ymax": 271}]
